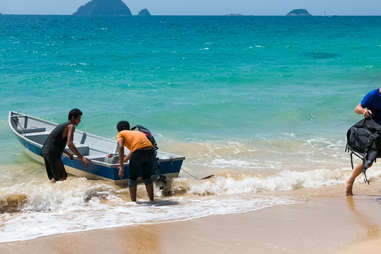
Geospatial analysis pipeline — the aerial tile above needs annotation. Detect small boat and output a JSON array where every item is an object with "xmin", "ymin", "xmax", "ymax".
[{"xmin": 8, "ymin": 111, "xmax": 185, "ymax": 184}]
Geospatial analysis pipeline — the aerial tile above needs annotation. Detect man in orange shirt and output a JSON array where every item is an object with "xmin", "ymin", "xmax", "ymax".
[{"xmin": 116, "ymin": 121, "xmax": 155, "ymax": 202}]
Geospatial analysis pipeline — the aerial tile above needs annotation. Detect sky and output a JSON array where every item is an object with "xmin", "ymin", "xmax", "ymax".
[{"xmin": 1, "ymin": 0, "xmax": 381, "ymax": 15}]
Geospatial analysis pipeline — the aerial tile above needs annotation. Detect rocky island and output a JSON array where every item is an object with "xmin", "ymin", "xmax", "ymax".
[
  {"xmin": 73, "ymin": 0, "xmax": 132, "ymax": 16},
  {"xmin": 137, "ymin": 9, "xmax": 151, "ymax": 16},
  {"xmin": 224, "ymin": 14, "xmax": 244, "ymax": 16},
  {"xmin": 286, "ymin": 9, "xmax": 312, "ymax": 16}
]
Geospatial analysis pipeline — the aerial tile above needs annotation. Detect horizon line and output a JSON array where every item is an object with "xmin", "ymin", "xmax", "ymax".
[{"xmin": 2, "ymin": 13, "xmax": 381, "ymax": 16}]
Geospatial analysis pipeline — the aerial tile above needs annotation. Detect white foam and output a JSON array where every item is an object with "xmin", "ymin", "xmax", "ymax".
[
  {"xmin": 183, "ymin": 168, "xmax": 381, "ymax": 196},
  {"xmin": 0, "ymin": 178, "xmax": 294, "ymax": 243},
  {"xmin": 211, "ymin": 158, "xmax": 260, "ymax": 168},
  {"xmin": 2, "ymin": 136, "xmax": 379, "ymax": 242}
]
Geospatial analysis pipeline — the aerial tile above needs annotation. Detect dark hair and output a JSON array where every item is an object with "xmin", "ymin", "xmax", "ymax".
[
  {"xmin": 117, "ymin": 121, "xmax": 130, "ymax": 132},
  {"xmin": 68, "ymin": 108, "xmax": 83, "ymax": 121}
]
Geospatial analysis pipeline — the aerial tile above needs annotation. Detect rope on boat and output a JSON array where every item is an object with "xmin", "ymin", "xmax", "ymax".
[{"xmin": 181, "ymin": 168, "xmax": 214, "ymax": 180}]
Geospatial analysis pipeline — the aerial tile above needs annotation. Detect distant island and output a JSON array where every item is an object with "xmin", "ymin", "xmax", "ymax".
[
  {"xmin": 73, "ymin": 0, "xmax": 132, "ymax": 16},
  {"xmin": 224, "ymin": 14, "xmax": 244, "ymax": 16},
  {"xmin": 286, "ymin": 9, "xmax": 312, "ymax": 16},
  {"xmin": 137, "ymin": 9, "xmax": 151, "ymax": 16}
]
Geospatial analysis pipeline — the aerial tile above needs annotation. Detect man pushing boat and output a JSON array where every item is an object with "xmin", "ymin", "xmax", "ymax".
[
  {"xmin": 116, "ymin": 121, "xmax": 155, "ymax": 202},
  {"xmin": 40, "ymin": 108, "xmax": 89, "ymax": 182}
]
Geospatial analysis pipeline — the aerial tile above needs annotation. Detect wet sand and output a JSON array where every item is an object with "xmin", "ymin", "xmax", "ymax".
[
  {"xmin": 337, "ymin": 238, "xmax": 381, "ymax": 254},
  {"xmin": 1, "ymin": 181, "xmax": 381, "ymax": 254}
]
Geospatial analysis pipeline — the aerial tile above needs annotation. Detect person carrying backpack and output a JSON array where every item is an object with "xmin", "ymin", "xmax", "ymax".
[
  {"xmin": 346, "ymin": 88, "xmax": 381, "ymax": 196},
  {"xmin": 116, "ymin": 120, "xmax": 155, "ymax": 202}
]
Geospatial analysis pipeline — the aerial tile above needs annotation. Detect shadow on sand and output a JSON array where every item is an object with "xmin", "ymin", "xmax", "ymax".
[
  {"xmin": 346, "ymin": 196, "xmax": 380, "ymax": 239},
  {"xmin": 137, "ymin": 199, "xmax": 179, "ymax": 206}
]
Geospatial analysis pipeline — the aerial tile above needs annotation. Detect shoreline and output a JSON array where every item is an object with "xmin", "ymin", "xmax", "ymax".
[
  {"xmin": 2, "ymin": 167, "xmax": 381, "ymax": 253},
  {"xmin": 1, "ymin": 190, "xmax": 381, "ymax": 253}
]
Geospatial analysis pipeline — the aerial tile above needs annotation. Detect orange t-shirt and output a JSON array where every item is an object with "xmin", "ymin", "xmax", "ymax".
[{"xmin": 116, "ymin": 130, "xmax": 153, "ymax": 153}]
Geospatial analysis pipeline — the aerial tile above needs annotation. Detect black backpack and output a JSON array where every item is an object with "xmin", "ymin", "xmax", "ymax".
[
  {"xmin": 346, "ymin": 117, "xmax": 381, "ymax": 183},
  {"xmin": 131, "ymin": 125, "xmax": 165, "ymax": 185},
  {"xmin": 131, "ymin": 125, "xmax": 158, "ymax": 150}
]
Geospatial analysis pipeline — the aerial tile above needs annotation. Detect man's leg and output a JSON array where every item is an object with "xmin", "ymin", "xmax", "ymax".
[
  {"xmin": 142, "ymin": 150, "xmax": 155, "ymax": 202},
  {"xmin": 55, "ymin": 159, "xmax": 67, "ymax": 181},
  {"xmin": 128, "ymin": 185, "xmax": 137, "ymax": 202},
  {"xmin": 43, "ymin": 156, "xmax": 54, "ymax": 180},
  {"xmin": 145, "ymin": 183, "xmax": 154, "ymax": 202},
  {"xmin": 128, "ymin": 152, "xmax": 139, "ymax": 202},
  {"xmin": 346, "ymin": 162, "xmax": 370, "ymax": 196}
]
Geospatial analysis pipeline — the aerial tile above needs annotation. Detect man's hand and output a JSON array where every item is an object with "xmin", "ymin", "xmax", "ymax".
[
  {"xmin": 118, "ymin": 166, "xmax": 124, "ymax": 179},
  {"xmin": 64, "ymin": 153, "xmax": 74, "ymax": 160},
  {"xmin": 123, "ymin": 155, "xmax": 129, "ymax": 163},
  {"xmin": 364, "ymin": 109, "xmax": 372, "ymax": 118},
  {"xmin": 81, "ymin": 157, "xmax": 89, "ymax": 166}
]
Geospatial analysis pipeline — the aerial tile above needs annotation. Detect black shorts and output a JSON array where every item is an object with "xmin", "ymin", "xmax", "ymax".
[
  {"xmin": 128, "ymin": 149, "xmax": 155, "ymax": 187},
  {"xmin": 376, "ymin": 139, "xmax": 381, "ymax": 158},
  {"xmin": 42, "ymin": 153, "xmax": 67, "ymax": 181}
]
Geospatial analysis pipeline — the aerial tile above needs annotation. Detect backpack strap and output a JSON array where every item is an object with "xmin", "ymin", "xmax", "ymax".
[
  {"xmin": 363, "ymin": 171, "xmax": 370, "ymax": 185},
  {"xmin": 350, "ymin": 152, "xmax": 354, "ymax": 170},
  {"xmin": 362, "ymin": 159, "xmax": 370, "ymax": 185},
  {"xmin": 362, "ymin": 167, "xmax": 370, "ymax": 184},
  {"xmin": 348, "ymin": 150, "xmax": 370, "ymax": 184}
]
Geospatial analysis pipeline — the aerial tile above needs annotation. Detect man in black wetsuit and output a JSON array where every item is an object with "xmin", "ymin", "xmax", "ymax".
[{"xmin": 40, "ymin": 108, "xmax": 89, "ymax": 182}]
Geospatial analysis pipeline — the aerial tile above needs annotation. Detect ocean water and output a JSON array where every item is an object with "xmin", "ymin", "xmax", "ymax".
[{"xmin": 1, "ymin": 15, "xmax": 381, "ymax": 241}]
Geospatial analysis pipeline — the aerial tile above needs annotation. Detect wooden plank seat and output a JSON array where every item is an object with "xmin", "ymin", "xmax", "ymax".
[
  {"xmin": 65, "ymin": 144, "xmax": 90, "ymax": 156},
  {"xmin": 11, "ymin": 116, "xmax": 46, "ymax": 134},
  {"xmin": 86, "ymin": 154, "xmax": 119, "ymax": 164},
  {"xmin": 23, "ymin": 131, "xmax": 90, "ymax": 156},
  {"xmin": 18, "ymin": 127, "xmax": 47, "ymax": 134},
  {"xmin": 24, "ymin": 132, "xmax": 50, "ymax": 144}
]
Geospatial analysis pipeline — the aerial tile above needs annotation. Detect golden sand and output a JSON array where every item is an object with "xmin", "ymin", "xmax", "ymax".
[
  {"xmin": 0, "ymin": 194, "xmax": 380, "ymax": 253},
  {"xmin": 336, "ymin": 238, "xmax": 381, "ymax": 254}
]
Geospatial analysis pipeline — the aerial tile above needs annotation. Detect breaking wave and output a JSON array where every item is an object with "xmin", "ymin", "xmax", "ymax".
[
  {"xmin": 2, "ymin": 136, "xmax": 381, "ymax": 242},
  {"xmin": 0, "ymin": 177, "xmax": 294, "ymax": 243},
  {"xmin": 171, "ymin": 168, "xmax": 381, "ymax": 196}
]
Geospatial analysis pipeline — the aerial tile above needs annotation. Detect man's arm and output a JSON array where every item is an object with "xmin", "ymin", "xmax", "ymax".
[
  {"xmin": 124, "ymin": 152, "xmax": 132, "ymax": 163},
  {"xmin": 118, "ymin": 139, "xmax": 125, "ymax": 178},
  {"xmin": 63, "ymin": 150, "xmax": 73, "ymax": 160},
  {"xmin": 67, "ymin": 124, "xmax": 89, "ymax": 165},
  {"xmin": 355, "ymin": 104, "xmax": 372, "ymax": 118}
]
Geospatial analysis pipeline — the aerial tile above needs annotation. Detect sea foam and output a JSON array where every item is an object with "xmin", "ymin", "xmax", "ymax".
[
  {"xmin": 173, "ymin": 167, "xmax": 381, "ymax": 196},
  {"xmin": 0, "ymin": 177, "xmax": 294, "ymax": 243}
]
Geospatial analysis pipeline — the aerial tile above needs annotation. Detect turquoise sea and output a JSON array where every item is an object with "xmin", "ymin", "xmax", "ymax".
[{"xmin": 1, "ymin": 15, "xmax": 381, "ymax": 241}]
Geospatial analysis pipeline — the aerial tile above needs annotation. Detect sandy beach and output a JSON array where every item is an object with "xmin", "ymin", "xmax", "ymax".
[{"xmin": 1, "ymin": 181, "xmax": 381, "ymax": 254}]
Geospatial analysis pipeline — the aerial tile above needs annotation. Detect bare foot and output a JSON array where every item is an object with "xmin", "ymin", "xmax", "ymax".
[{"xmin": 345, "ymin": 182, "xmax": 353, "ymax": 196}]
